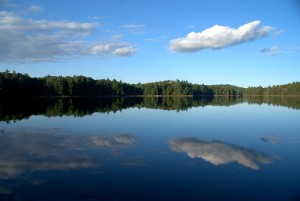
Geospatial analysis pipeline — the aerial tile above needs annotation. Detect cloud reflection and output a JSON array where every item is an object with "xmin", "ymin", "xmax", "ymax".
[
  {"xmin": 170, "ymin": 138, "xmax": 272, "ymax": 170},
  {"xmin": 91, "ymin": 134, "xmax": 135, "ymax": 148},
  {"xmin": 0, "ymin": 129, "xmax": 135, "ymax": 179},
  {"xmin": 260, "ymin": 135, "xmax": 280, "ymax": 145}
]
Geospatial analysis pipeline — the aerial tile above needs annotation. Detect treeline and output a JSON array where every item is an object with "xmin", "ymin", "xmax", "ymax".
[
  {"xmin": 0, "ymin": 70, "xmax": 243, "ymax": 97},
  {"xmin": 244, "ymin": 83, "xmax": 300, "ymax": 96},
  {"xmin": 1, "ymin": 70, "xmax": 300, "ymax": 97},
  {"xmin": 0, "ymin": 70, "xmax": 139, "ymax": 96}
]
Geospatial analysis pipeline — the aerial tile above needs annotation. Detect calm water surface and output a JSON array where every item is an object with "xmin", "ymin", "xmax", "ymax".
[{"xmin": 0, "ymin": 97, "xmax": 300, "ymax": 201}]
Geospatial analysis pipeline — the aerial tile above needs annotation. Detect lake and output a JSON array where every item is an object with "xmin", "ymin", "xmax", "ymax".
[{"xmin": 0, "ymin": 96, "xmax": 300, "ymax": 201}]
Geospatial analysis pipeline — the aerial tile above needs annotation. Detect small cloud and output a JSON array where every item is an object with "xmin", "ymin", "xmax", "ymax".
[
  {"xmin": 170, "ymin": 20, "xmax": 273, "ymax": 53},
  {"xmin": 261, "ymin": 45, "xmax": 282, "ymax": 55},
  {"xmin": 88, "ymin": 41, "xmax": 137, "ymax": 57},
  {"xmin": 286, "ymin": 46, "xmax": 300, "ymax": 53},
  {"xmin": 88, "ymin": 16, "xmax": 99, "ymax": 20},
  {"xmin": 273, "ymin": 29, "xmax": 285, "ymax": 36},
  {"xmin": 113, "ymin": 46, "xmax": 136, "ymax": 56},
  {"xmin": 121, "ymin": 24, "xmax": 146, "ymax": 34},
  {"xmin": 145, "ymin": 36, "xmax": 166, "ymax": 43},
  {"xmin": 186, "ymin": 25, "xmax": 196, "ymax": 29},
  {"xmin": 27, "ymin": 5, "xmax": 44, "ymax": 13},
  {"xmin": 90, "ymin": 44, "xmax": 112, "ymax": 54}
]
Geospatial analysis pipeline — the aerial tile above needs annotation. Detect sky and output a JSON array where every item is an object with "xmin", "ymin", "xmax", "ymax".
[{"xmin": 0, "ymin": 0, "xmax": 300, "ymax": 87}]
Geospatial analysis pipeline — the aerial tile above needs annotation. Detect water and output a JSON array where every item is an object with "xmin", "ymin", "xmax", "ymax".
[{"xmin": 0, "ymin": 97, "xmax": 300, "ymax": 201}]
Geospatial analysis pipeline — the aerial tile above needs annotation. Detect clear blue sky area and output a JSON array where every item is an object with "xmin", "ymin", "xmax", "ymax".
[{"xmin": 1, "ymin": 0, "xmax": 300, "ymax": 87}]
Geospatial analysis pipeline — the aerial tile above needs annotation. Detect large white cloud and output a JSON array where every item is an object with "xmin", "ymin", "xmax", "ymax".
[
  {"xmin": 0, "ymin": 11, "xmax": 136, "ymax": 63},
  {"xmin": 170, "ymin": 138, "xmax": 273, "ymax": 170},
  {"xmin": 170, "ymin": 20, "xmax": 273, "ymax": 52}
]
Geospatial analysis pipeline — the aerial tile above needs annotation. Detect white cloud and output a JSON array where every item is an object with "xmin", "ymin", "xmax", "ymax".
[
  {"xmin": 170, "ymin": 20, "xmax": 273, "ymax": 52},
  {"xmin": 261, "ymin": 45, "xmax": 282, "ymax": 55},
  {"xmin": 88, "ymin": 16, "xmax": 99, "ymax": 20},
  {"xmin": 113, "ymin": 46, "xmax": 136, "ymax": 56},
  {"xmin": 121, "ymin": 23, "xmax": 146, "ymax": 34},
  {"xmin": 0, "ymin": 11, "xmax": 136, "ymax": 63},
  {"xmin": 273, "ymin": 29, "xmax": 285, "ymax": 36},
  {"xmin": 90, "ymin": 44, "xmax": 112, "ymax": 54},
  {"xmin": 170, "ymin": 138, "xmax": 273, "ymax": 170},
  {"xmin": 88, "ymin": 42, "xmax": 137, "ymax": 57},
  {"xmin": 186, "ymin": 25, "xmax": 196, "ymax": 29},
  {"xmin": 27, "ymin": 5, "xmax": 44, "ymax": 13}
]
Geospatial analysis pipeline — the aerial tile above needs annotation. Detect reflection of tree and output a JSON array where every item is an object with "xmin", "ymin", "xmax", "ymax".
[
  {"xmin": 1, "ymin": 95, "xmax": 298, "ymax": 123},
  {"xmin": 0, "ymin": 96, "xmax": 244, "ymax": 122},
  {"xmin": 170, "ymin": 138, "xmax": 273, "ymax": 170},
  {"xmin": 0, "ymin": 128, "xmax": 136, "ymax": 180},
  {"xmin": 246, "ymin": 96, "xmax": 300, "ymax": 110}
]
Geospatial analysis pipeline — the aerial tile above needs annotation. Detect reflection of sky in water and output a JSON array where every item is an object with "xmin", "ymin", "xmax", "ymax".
[
  {"xmin": 0, "ymin": 128, "xmax": 135, "ymax": 180},
  {"xmin": 1, "ymin": 103, "xmax": 300, "ymax": 200},
  {"xmin": 170, "ymin": 137, "xmax": 272, "ymax": 169}
]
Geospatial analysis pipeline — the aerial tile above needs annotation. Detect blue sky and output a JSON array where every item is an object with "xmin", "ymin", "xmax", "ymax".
[{"xmin": 0, "ymin": 0, "xmax": 299, "ymax": 87}]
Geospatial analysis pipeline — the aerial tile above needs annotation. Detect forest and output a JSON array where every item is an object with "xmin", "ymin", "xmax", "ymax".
[{"xmin": 0, "ymin": 70, "xmax": 300, "ymax": 97}]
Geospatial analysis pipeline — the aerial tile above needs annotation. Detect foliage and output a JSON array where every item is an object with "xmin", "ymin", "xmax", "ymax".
[
  {"xmin": 244, "ymin": 82, "xmax": 300, "ymax": 96},
  {"xmin": 0, "ymin": 71, "xmax": 244, "ymax": 97}
]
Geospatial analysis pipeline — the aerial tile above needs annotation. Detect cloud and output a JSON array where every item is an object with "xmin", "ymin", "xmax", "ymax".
[
  {"xmin": 121, "ymin": 24, "xmax": 146, "ymax": 34},
  {"xmin": 89, "ymin": 43, "xmax": 136, "ymax": 57},
  {"xmin": 88, "ymin": 16, "xmax": 99, "ymax": 20},
  {"xmin": 0, "ymin": 11, "xmax": 136, "ymax": 63},
  {"xmin": 170, "ymin": 137, "xmax": 273, "ymax": 170},
  {"xmin": 90, "ymin": 44, "xmax": 112, "ymax": 54},
  {"xmin": 273, "ymin": 29, "xmax": 285, "ymax": 36},
  {"xmin": 91, "ymin": 134, "xmax": 136, "ymax": 148},
  {"xmin": 27, "ymin": 5, "xmax": 44, "ymax": 13},
  {"xmin": 0, "ymin": 128, "xmax": 136, "ymax": 180},
  {"xmin": 261, "ymin": 45, "xmax": 282, "ymax": 55},
  {"xmin": 186, "ymin": 25, "xmax": 196, "ymax": 29},
  {"xmin": 113, "ymin": 46, "xmax": 136, "ymax": 56},
  {"xmin": 170, "ymin": 20, "xmax": 273, "ymax": 52}
]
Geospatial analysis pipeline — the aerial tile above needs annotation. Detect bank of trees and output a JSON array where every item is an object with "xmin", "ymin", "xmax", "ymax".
[
  {"xmin": 1, "ymin": 70, "xmax": 299, "ymax": 97},
  {"xmin": 0, "ymin": 71, "xmax": 245, "ymax": 97},
  {"xmin": 244, "ymin": 82, "xmax": 300, "ymax": 96},
  {"xmin": 0, "ymin": 70, "xmax": 139, "ymax": 96}
]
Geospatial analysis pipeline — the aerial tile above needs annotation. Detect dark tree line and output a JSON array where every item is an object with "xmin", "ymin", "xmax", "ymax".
[
  {"xmin": 1, "ymin": 70, "xmax": 299, "ymax": 97},
  {"xmin": 0, "ymin": 71, "xmax": 244, "ymax": 97},
  {"xmin": 244, "ymin": 82, "xmax": 300, "ymax": 96}
]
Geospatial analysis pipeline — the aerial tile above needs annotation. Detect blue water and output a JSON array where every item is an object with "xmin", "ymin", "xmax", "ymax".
[{"xmin": 0, "ymin": 99, "xmax": 300, "ymax": 201}]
